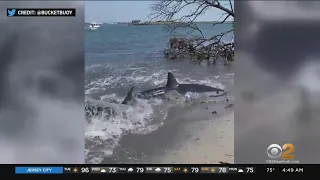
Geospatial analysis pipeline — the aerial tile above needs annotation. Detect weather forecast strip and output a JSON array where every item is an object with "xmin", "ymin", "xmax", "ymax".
[
  {"xmin": 1, "ymin": 165, "xmax": 317, "ymax": 175},
  {"xmin": 7, "ymin": 8, "xmax": 75, "ymax": 17},
  {"xmin": 60, "ymin": 165, "xmax": 314, "ymax": 175},
  {"xmin": 64, "ymin": 166, "xmax": 254, "ymax": 174}
]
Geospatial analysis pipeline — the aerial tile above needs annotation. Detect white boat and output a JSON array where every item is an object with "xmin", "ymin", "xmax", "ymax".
[{"xmin": 89, "ymin": 22, "xmax": 100, "ymax": 30}]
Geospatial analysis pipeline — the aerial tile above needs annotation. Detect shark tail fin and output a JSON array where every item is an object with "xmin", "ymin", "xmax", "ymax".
[
  {"xmin": 166, "ymin": 72, "xmax": 178, "ymax": 88},
  {"xmin": 121, "ymin": 86, "xmax": 134, "ymax": 104}
]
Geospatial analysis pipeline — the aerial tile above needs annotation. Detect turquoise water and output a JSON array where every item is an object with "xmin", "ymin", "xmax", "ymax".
[{"xmin": 84, "ymin": 23, "xmax": 234, "ymax": 164}]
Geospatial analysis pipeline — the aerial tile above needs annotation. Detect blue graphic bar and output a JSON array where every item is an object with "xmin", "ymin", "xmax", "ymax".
[{"xmin": 15, "ymin": 167, "xmax": 63, "ymax": 174}]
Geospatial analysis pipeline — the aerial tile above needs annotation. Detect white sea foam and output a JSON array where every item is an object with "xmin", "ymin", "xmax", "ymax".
[{"xmin": 84, "ymin": 64, "xmax": 230, "ymax": 164}]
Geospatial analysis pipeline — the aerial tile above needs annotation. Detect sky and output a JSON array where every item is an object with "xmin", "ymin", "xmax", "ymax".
[{"xmin": 85, "ymin": 1, "xmax": 234, "ymax": 23}]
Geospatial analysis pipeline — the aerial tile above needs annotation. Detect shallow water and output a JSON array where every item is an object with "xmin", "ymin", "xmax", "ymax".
[{"xmin": 85, "ymin": 23, "xmax": 234, "ymax": 164}]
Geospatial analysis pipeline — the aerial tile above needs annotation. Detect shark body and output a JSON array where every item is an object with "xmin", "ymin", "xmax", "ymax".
[{"xmin": 122, "ymin": 72, "xmax": 226, "ymax": 104}]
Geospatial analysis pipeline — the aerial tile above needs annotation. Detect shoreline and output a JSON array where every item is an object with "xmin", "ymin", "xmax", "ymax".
[
  {"xmin": 101, "ymin": 101, "xmax": 234, "ymax": 164},
  {"xmin": 152, "ymin": 112, "xmax": 234, "ymax": 164},
  {"xmin": 85, "ymin": 19, "xmax": 234, "ymax": 164}
]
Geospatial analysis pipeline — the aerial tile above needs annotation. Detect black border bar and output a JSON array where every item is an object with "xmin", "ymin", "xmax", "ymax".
[{"xmin": 2, "ymin": 164, "xmax": 319, "ymax": 175}]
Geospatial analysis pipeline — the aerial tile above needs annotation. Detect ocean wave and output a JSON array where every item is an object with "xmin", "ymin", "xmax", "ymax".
[
  {"xmin": 85, "ymin": 95, "xmax": 171, "ymax": 164},
  {"xmin": 84, "ymin": 64, "xmax": 231, "ymax": 164},
  {"xmin": 85, "ymin": 64, "xmax": 225, "ymax": 95}
]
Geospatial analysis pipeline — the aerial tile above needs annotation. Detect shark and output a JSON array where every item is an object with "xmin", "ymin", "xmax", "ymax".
[
  {"xmin": 85, "ymin": 72, "xmax": 226, "ymax": 118},
  {"xmin": 121, "ymin": 72, "xmax": 226, "ymax": 104}
]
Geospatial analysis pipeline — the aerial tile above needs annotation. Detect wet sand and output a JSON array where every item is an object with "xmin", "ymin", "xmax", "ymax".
[
  {"xmin": 102, "ymin": 98, "xmax": 234, "ymax": 164},
  {"xmin": 155, "ymin": 112, "xmax": 234, "ymax": 164}
]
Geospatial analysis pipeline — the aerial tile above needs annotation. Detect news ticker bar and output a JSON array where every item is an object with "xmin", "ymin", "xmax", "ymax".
[
  {"xmin": 11, "ymin": 165, "xmax": 320, "ymax": 175},
  {"xmin": 7, "ymin": 8, "xmax": 75, "ymax": 17},
  {"xmin": 15, "ymin": 166, "xmax": 254, "ymax": 174},
  {"xmin": 9, "ymin": 164, "xmax": 320, "ymax": 175}
]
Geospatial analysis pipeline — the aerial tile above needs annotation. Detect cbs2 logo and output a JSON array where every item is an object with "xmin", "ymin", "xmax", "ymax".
[{"xmin": 267, "ymin": 143, "xmax": 294, "ymax": 159}]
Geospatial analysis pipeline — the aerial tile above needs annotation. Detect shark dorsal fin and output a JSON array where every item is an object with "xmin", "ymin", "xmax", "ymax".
[
  {"xmin": 166, "ymin": 72, "xmax": 178, "ymax": 88},
  {"xmin": 121, "ymin": 86, "xmax": 134, "ymax": 104}
]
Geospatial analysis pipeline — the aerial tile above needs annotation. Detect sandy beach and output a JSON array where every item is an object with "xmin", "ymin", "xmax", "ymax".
[
  {"xmin": 100, "ymin": 99, "xmax": 234, "ymax": 164},
  {"xmin": 154, "ymin": 112, "xmax": 234, "ymax": 164}
]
